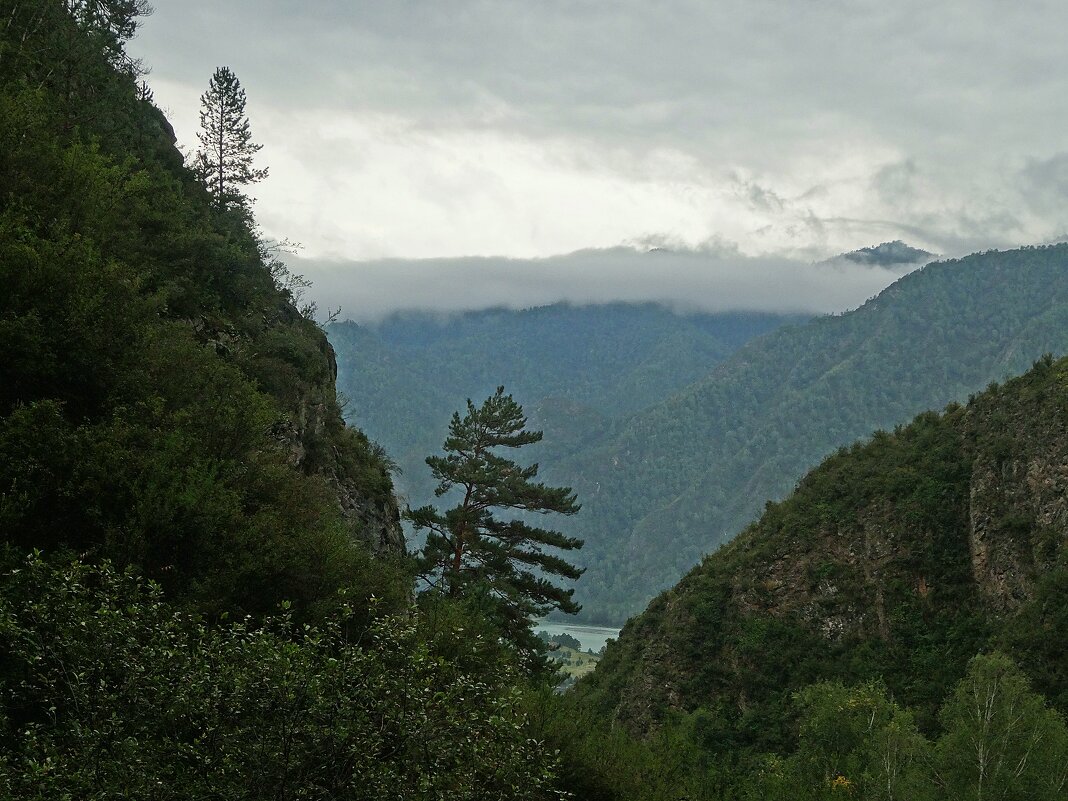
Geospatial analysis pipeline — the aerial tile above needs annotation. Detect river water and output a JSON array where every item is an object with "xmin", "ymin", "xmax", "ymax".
[{"xmin": 534, "ymin": 621, "xmax": 621, "ymax": 654}]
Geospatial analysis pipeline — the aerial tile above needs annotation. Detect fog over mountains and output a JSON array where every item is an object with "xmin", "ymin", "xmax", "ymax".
[{"xmin": 300, "ymin": 241, "xmax": 930, "ymax": 321}]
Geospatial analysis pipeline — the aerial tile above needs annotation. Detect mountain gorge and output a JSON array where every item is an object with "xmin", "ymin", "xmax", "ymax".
[
  {"xmin": 6, "ymin": 4, "xmax": 1068, "ymax": 799},
  {"xmin": 550, "ymin": 245, "xmax": 1068, "ymax": 621},
  {"xmin": 329, "ymin": 304, "xmax": 806, "ymax": 506},
  {"xmin": 333, "ymin": 245, "xmax": 1068, "ymax": 623}
]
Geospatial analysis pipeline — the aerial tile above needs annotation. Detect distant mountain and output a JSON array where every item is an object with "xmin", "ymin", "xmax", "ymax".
[
  {"xmin": 578, "ymin": 354, "xmax": 1068, "ymax": 752},
  {"xmin": 544, "ymin": 244, "xmax": 1068, "ymax": 623},
  {"xmin": 329, "ymin": 303, "xmax": 807, "ymax": 512},
  {"xmin": 836, "ymin": 239, "xmax": 933, "ymax": 266}
]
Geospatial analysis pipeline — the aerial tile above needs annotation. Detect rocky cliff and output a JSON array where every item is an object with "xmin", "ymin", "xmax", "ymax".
[
  {"xmin": 192, "ymin": 304, "xmax": 405, "ymax": 557},
  {"xmin": 579, "ymin": 355, "xmax": 1068, "ymax": 749},
  {"xmin": 288, "ymin": 333, "xmax": 405, "ymax": 556}
]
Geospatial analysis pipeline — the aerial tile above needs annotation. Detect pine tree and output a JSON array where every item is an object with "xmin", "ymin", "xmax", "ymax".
[
  {"xmin": 408, "ymin": 387, "xmax": 584, "ymax": 658},
  {"xmin": 194, "ymin": 67, "xmax": 267, "ymax": 209},
  {"xmin": 64, "ymin": 0, "xmax": 152, "ymax": 68}
]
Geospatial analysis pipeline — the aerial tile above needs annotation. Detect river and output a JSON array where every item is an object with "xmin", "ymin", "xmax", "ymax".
[{"xmin": 534, "ymin": 621, "xmax": 621, "ymax": 654}]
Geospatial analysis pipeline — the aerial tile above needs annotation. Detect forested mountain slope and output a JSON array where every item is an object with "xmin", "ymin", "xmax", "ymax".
[
  {"xmin": 0, "ymin": 7, "xmax": 570, "ymax": 797},
  {"xmin": 578, "ymin": 354, "xmax": 1068, "ymax": 753},
  {"xmin": 0, "ymin": 1, "xmax": 403, "ymax": 616},
  {"xmin": 552, "ymin": 245, "xmax": 1068, "ymax": 622},
  {"xmin": 329, "ymin": 304, "xmax": 805, "ymax": 505}
]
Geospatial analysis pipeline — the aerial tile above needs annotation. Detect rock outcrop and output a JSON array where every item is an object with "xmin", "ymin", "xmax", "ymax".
[{"xmin": 580, "ymin": 356, "xmax": 1068, "ymax": 744}]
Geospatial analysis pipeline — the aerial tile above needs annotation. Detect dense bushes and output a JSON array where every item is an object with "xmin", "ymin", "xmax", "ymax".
[
  {"xmin": 537, "ymin": 654, "xmax": 1068, "ymax": 801},
  {"xmin": 0, "ymin": 555, "xmax": 560, "ymax": 800}
]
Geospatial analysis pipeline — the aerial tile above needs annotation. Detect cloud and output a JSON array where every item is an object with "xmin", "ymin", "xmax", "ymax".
[
  {"xmin": 1020, "ymin": 153, "xmax": 1068, "ymax": 213},
  {"xmin": 127, "ymin": 2, "xmax": 1068, "ymax": 262},
  {"xmin": 294, "ymin": 245, "xmax": 928, "ymax": 323}
]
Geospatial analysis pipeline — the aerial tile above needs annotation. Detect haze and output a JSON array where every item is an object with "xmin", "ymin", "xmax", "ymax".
[{"xmin": 128, "ymin": 1, "xmax": 1068, "ymax": 314}]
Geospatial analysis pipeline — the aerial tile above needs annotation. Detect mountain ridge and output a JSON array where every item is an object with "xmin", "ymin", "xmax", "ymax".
[
  {"xmin": 576, "ymin": 353, "xmax": 1068, "ymax": 752},
  {"xmin": 547, "ymin": 244, "xmax": 1068, "ymax": 622}
]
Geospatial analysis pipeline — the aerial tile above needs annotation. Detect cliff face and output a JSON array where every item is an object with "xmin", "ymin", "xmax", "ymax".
[
  {"xmin": 581, "ymin": 356, "xmax": 1068, "ymax": 746},
  {"xmin": 192, "ymin": 298, "xmax": 405, "ymax": 559},
  {"xmin": 966, "ymin": 409, "xmax": 1068, "ymax": 615},
  {"xmin": 289, "ymin": 335, "xmax": 405, "ymax": 556}
]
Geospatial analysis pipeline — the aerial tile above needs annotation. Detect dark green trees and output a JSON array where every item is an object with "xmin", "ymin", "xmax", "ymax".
[
  {"xmin": 408, "ymin": 387, "xmax": 583, "ymax": 654},
  {"xmin": 0, "ymin": 7, "xmax": 402, "ymax": 616},
  {"xmin": 194, "ymin": 66, "xmax": 267, "ymax": 208},
  {"xmin": 0, "ymin": 555, "xmax": 559, "ymax": 800},
  {"xmin": 65, "ymin": 0, "xmax": 152, "ymax": 66},
  {"xmin": 934, "ymin": 653, "xmax": 1068, "ymax": 801}
]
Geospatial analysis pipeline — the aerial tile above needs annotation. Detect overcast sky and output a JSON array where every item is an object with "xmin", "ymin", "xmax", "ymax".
[{"xmin": 128, "ymin": 1, "xmax": 1068, "ymax": 317}]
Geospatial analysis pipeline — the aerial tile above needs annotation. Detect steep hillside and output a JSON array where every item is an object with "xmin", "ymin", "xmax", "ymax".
[
  {"xmin": 578, "ymin": 355, "xmax": 1068, "ymax": 753},
  {"xmin": 0, "ymin": 2, "xmax": 403, "ymax": 616},
  {"xmin": 329, "ymin": 304, "xmax": 805, "ymax": 505},
  {"xmin": 551, "ymin": 245, "xmax": 1068, "ymax": 622},
  {"xmin": 0, "ymin": 11, "xmax": 564, "ymax": 797}
]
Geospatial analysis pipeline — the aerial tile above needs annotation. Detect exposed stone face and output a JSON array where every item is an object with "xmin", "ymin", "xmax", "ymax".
[
  {"xmin": 586, "ymin": 359, "xmax": 1068, "ymax": 737},
  {"xmin": 192, "ymin": 306, "xmax": 406, "ymax": 558},
  {"xmin": 968, "ymin": 454, "xmax": 1068, "ymax": 613},
  {"xmin": 288, "ymin": 333, "xmax": 405, "ymax": 557},
  {"xmin": 338, "ymin": 488, "xmax": 406, "ymax": 554},
  {"xmin": 612, "ymin": 594, "xmax": 685, "ymax": 733},
  {"xmin": 725, "ymin": 509, "xmax": 902, "ymax": 645}
]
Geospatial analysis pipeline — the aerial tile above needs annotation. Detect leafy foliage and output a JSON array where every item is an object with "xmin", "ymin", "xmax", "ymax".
[
  {"xmin": 540, "ymin": 631, "xmax": 582, "ymax": 651},
  {"xmin": 751, "ymin": 681, "xmax": 932, "ymax": 801},
  {"xmin": 0, "ymin": 554, "xmax": 560, "ymax": 800},
  {"xmin": 544, "ymin": 655, "xmax": 1068, "ymax": 801},
  {"xmin": 933, "ymin": 653, "xmax": 1068, "ymax": 801}
]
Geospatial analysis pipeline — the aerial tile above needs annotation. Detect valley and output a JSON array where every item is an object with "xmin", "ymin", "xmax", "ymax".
[
  {"xmin": 4, "ymin": 4, "xmax": 1068, "ymax": 800},
  {"xmin": 332, "ymin": 245, "xmax": 1068, "ymax": 624}
]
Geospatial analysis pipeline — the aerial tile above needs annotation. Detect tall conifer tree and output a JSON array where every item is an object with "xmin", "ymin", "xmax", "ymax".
[
  {"xmin": 194, "ymin": 67, "xmax": 267, "ymax": 208},
  {"xmin": 409, "ymin": 387, "xmax": 584, "ymax": 656}
]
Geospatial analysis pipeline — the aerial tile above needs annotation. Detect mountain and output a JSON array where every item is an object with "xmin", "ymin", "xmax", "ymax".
[
  {"xmin": 577, "ymin": 354, "xmax": 1068, "ymax": 753},
  {"xmin": 0, "ymin": 4, "xmax": 403, "ymax": 617},
  {"xmin": 0, "ymin": 9, "xmax": 573, "ymax": 798},
  {"xmin": 7, "ymin": 8, "xmax": 1067, "ymax": 799},
  {"xmin": 548, "ymin": 245, "xmax": 1068, "ymax": 622},
  {"xmin": 837, "ymin": 239, "xmax": 933, "ymax": 266},
  {"xmin": 328, "ymin": 304, "xmax": 807, "ymax": 506}
]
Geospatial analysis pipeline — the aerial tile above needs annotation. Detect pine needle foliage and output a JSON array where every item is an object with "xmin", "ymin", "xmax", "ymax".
[
  {"xmin": 194, "ymin": 66, "xmax": 267, "ymax": 209},
  {"xmin": 409, "ymin": 387, "xmax": 583, "ymax": 661}
]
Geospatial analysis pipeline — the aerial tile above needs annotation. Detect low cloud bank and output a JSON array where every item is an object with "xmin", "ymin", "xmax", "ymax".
[{"xmin": 294, "ymin": 246, "xmax": 931, "ymax": 323}]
